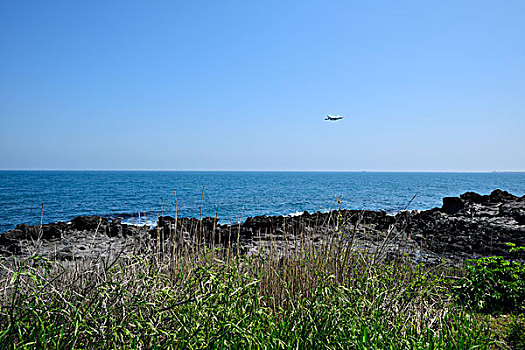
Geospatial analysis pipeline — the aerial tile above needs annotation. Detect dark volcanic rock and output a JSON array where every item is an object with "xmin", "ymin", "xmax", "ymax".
[
  {"xmin": 406, "ymin": 189, "xmax": 525, "ymax": 258},
  {"xmin": 0, "ymin": 229, "xmax": 23, "ymax": 255},
  {"xmin": 12, "ymin": 222, "xmax": 68, "ymax": 240},
  {"xmin": 202, "ymin": 217, "xmax": 219, "ymax": 229},
  {"xmin": 460, "ymin": 192, "xmax": 484, "ymax": 203},
  {"xmin": 500, "ymin": 202, "xmax": 525, "ymax": 225},
  {"xmin": 158, "ymin": 216, "xmax": 176, "ymax": 227},
  {"xmin": 14, "ymin": 224, "xmax": 39, "ymax": 238},
  {"xmin": 109, "ymin": 219, "xmax": 123, "ymax": 237},
  {"xmin": 1, "ymin": 190, "xmax": 524, "ymax": 262},
  {"xmin": 489, "ymin": 189, "xmax": 518, "ymax": 203},
  {"xmin": 460, "ymin": 190, "xmax": 518, "ymax": 205},
  {"xmin": 122, "ymin": 224, "xmax": 139, "ymax": 237},
  {"xmin": 441, "ymin": 197, "xmax": 464, "ymax": 214},
  {"xmin": 71, "ymin": 216, "xmax": 109, "ymax": 232}
]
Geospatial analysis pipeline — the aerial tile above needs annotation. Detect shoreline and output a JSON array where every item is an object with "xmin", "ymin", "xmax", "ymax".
[
  {"xmin": 1, "ymin": 189, "xmax": 524, "ymax": 263},
  {"xmin": 2, "ymin": 171, "xmax": 525, "ymax": 233}
]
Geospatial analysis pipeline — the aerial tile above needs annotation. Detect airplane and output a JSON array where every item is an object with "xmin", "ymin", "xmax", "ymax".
[{"xmin": 325, "ymin": 115, "xmax": 344, "ymax": 121}]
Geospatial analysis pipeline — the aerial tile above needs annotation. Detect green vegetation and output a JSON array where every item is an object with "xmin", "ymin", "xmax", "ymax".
[
  {"xmin": 1, "ymin": 223, "xmax": 523, "ymax": 349},
  {"xmin": 453, "ymin": 253, "xmax": 525, "ymax": 314}
]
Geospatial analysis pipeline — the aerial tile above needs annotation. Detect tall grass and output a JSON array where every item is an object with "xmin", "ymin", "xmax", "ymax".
[{"xmin": 0, "ymin": 209, "xmax": 510, "ymax": 349}]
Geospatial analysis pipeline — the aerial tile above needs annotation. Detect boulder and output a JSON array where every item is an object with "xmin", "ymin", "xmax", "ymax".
[
  {"xmin": 488, "ymin": 189, "xmax": 517, "ymax": 203},
  {"xmin": 109, "ymin": 219, "xmax": 123, "ymax": 237},
  {"xmin": 460, "ymin": 192, "xmax": 483, "ymax": 203},
  {"xmin": 441, "ymin": 197, "xmax": 464, "ymax": 214},
  {"xmin": 70, "ymin": 216, "xmax": 109, "ymax": 232},
  {"xmin": 157, "ymin": 216, "xmax": 176, "ymax": 227}
]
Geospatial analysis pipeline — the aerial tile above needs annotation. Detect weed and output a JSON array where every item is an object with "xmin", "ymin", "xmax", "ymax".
[{"xmin": 0, "ymin": 209, "xmax": 507, "ymax": 349}]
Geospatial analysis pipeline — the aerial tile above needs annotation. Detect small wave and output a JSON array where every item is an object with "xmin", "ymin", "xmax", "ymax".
[
  {"xmin": 121, "ymin": 217, "xmax": 157, "ymax": 229},
  {"xmin": 104, "ymin": 211, "xmax": 160, "ymax": 228}
]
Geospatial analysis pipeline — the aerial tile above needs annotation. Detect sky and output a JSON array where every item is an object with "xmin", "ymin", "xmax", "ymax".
[{"xmin": 1, "ymin": 0, "xmax": 524, "ymax": 171}]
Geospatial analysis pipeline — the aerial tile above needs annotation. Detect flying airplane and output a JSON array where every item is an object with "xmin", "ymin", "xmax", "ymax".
[{"xmin": 325, "ymin": 115, "xmax": 344, "ymax": 121}]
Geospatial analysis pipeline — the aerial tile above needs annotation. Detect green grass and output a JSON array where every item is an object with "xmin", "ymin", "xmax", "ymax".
[{"xmin": 0, "ymin": 215, "xmax": 522, "ymax": 349}]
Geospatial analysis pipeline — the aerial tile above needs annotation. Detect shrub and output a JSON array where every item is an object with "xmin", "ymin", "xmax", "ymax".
[{"xmin": 453, "ymin": 251, "xmax": 525, "ymax": 314}]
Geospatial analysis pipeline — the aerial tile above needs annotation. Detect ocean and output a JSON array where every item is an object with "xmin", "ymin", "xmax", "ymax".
[{"xmin": 1, "ymin": 171, "xmax": 524, "ymax": 232}]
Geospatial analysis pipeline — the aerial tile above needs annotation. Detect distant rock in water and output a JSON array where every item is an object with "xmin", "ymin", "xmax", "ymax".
[{"xmin": 1, "ymin": 190, "xmax": 524, "ymax": 262}]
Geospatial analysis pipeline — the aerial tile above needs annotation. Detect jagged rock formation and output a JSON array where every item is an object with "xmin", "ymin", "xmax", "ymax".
[{"xmin": 1, "ymin": 190, "xmax": 523, "ymax": 262}]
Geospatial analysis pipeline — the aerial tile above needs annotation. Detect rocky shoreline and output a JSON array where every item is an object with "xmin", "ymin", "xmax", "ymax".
[{"xmin": 1, "ymin": 189, "xmax": 524, "ymax": 263}]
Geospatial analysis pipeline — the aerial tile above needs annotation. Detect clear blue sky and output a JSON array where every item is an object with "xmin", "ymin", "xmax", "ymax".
[{"xmin": 1, "ymin": 0, "xmax": 524, "ymax": 171}]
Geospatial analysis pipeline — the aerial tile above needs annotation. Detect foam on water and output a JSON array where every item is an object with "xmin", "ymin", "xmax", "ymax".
[{"xmin": 121, "ymin": 219, "xmax": 157, "ymax": 229}]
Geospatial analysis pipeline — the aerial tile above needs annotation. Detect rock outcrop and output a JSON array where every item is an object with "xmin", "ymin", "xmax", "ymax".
[
  {"xmin": 397, "ymin": 189, "xmax": 525, "ymax": 259},
  {"xmin": 1, "ymin": 190, "xmax": 523, "ymax": 262}
]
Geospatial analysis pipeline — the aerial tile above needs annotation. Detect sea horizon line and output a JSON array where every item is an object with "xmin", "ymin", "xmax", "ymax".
[{"xmin": 1, "ymin": 169, "xmax": 524, "ymax": 173}]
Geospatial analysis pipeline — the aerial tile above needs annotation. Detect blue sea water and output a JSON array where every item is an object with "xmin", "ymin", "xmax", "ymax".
[{"xmin": 1, "ymin": 171, "xmax": 524, "ymax": 232}]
